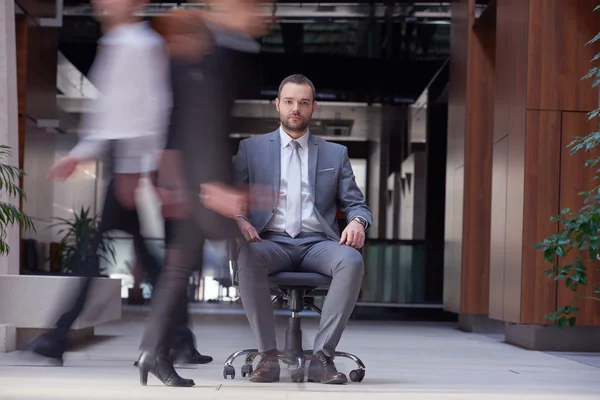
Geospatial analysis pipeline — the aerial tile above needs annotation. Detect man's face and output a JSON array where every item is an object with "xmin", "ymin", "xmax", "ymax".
[
  {"xmin": 275, "ymin": 83, "xmax": 316, "ymax": 133},
  {"xmin": 91, "ymin": 0, "xmax": 145, "ymax": 25}
]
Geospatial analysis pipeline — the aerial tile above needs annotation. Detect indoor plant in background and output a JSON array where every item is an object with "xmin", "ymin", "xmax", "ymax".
[
  {"xmin": 49, "ymin": 206, "xmax": 115, "ymax": 276},
  {"xmin": 534, "ymin": 5, "xmax": 600, "ymax": 328},
  {"xmin": 0, "ymin": 145, "xmax": 34, "ymax": 256}
]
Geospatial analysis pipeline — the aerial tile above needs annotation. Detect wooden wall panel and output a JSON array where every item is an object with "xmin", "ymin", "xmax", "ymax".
[
  {"xmin": 446, "ymin": 0, "xmax": 470, "ymax": 172},
  {"xmin": 520, "ymin": 110, "xmax": 561, "ymax": 324},
  {"xmin": 494, "ymin": 0, "xmax": 529, "ymax": 144},
  {"xmin": 489, "ymin": 0, "xmax": 529, "ymax": 323},
  {"xmin": 15, "ymin": 15, "xmax": 28, "ymax": 214},
  {"xmin": 558, "ymin": 112, "xmax": 600, "ymax": 326},
  {"xmin": 25, "ymin": 25, "xmax": 58, "ymax": 121},
  {"xmin": 445, "ymin": 0, "xmax": 497, "ymax": 315},
  {"xmin": 443, "ymin": 167, "xmax": 464, "ymax": 312},
  {"xmin": 489, "ymin": 136, "xmax": 508, "ymax": 320},
  {"xmin": 444, "ymin": 0, "xmax": 470, "ymax": 313},
  {"xmin": 461, "ymin": 22, "xmax": 495, "ymax": 314},
  {"xmin": 504, "ymin": 128, "xmax": 527, "ymax": 323},
  {"xmin": 15, "ymin": 16, "xmax": 28, "ymax": 117},
  {"xmin": 527, "ymin": 0, "xmax": 600, "ymax": 112}
]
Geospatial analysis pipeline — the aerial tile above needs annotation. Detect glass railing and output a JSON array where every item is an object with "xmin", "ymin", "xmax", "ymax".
[
  {"xmin": 358, "ymin": 239, "xmax": 432, "ymax": 305},
  {"xmin": 96, "ymin": 236, "xmax": 442, "ymax": 306}
]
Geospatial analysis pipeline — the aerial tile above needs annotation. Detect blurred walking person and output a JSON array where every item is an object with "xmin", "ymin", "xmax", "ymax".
[
  {"xmin": 135, "ymin": 2, "xmax": 269, "ymax": 387},
  {"xmin": 28, "ymin": 0, "xmax": 172, "ymax": 365}
]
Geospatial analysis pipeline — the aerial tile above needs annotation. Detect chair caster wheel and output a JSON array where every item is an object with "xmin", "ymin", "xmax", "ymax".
[
  {"xmin": 241, "ymin": 364, "xmax": 253, "ymax": 377},
  {"xmin": 349, "ymin": 369, "xmax": 365, "ymax": 383},
  {"xmin": 223, "ymin": 365, "xmax": 235, "ymax": 379},
  {"xmin": 291, "ymin": 368, "xmax": 305, "ymax": 383}
]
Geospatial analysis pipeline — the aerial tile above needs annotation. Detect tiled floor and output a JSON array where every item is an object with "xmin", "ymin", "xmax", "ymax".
[{"xmin": 0, "ymin": 304, "xmax": 599, "ymax": 399}]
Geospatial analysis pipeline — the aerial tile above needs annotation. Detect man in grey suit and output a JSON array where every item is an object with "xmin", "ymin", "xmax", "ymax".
[{"xmin": 233, "ymin": 74, "xmax": 373, "ymax": 385}]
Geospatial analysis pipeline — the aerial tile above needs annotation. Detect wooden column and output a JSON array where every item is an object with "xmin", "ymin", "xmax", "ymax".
[
  {"xmin": 444, "ymin": 0, "xmax": 497, "ymax": 331},
  {"xmin": 16, "ymin": 15, "xmax": 28, "ymax": 194},
  {"xmin": 489, "ymin": 0, "xmax": 600, "ymax": 350},
  {"xmin": 489, "ymin": 0, "xmax": 530, "ymax": 323},
  {"xmin": 14, "ymin": 10, "xmax": 59, "ymax": 273}
]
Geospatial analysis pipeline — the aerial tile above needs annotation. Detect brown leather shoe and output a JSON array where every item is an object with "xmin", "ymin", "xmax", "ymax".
[
  {"xmin": 249, "ymin": 351, "xmax": 280, "ymax": 383},
  {"xmin": 307, "ymin": 351, "xmax": 347, "ymax": 384}
]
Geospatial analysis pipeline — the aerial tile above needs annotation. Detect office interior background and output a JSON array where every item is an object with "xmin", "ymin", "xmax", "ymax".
[
  {"xmin": 16, "ymin": 0, "xmax": 451, "ymax": 310},
  {"xmin": 2, "ymin": 0, "xmax": 600, "ymax": 353}
]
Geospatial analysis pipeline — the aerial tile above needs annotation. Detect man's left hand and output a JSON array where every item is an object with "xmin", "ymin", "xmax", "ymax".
[{"xmin": 339, "ymin": 220, "xmax": 366, "ymax": 249}]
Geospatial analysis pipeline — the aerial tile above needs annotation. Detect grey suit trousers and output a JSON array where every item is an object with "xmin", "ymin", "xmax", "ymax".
[{"xmin": 238, "ymin": 231, "xmax": 364, "ymax": 357}]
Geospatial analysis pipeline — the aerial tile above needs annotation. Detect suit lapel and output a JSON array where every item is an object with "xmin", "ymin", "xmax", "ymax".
[
  {"xmin": 308, "ymin": 134, "xmax": 319, "ymax": 199},
  {"xmin": 270, "ymin": 131, "xmax": 281, "ymax": 201}
]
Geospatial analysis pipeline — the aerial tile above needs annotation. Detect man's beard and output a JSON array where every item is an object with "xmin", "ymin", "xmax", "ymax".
[{"xmin": 281, "ymin": 114, "xmax": 310, "ymax": 133}]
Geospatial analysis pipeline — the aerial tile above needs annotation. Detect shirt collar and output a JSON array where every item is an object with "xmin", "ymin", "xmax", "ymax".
[{"xmin": 279, "ymin": 127, "xmax": 310, "ymax": 150}]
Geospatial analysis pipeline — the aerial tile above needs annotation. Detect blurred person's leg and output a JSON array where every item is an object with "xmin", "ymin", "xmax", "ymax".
[
  {"xmin": 27, "ymin": 140, "xmax": 147, "ymax": 364},
  {"xmin": 26, "ymin": 179, "xmax": 122, "ymax": 364},
  {"xmin": 137, "ymin": 219, "xmax": 204, "ymax": 387},
  {"xmin": 164, "ymin": 219, "xmax": 214, "ymax": 365}
]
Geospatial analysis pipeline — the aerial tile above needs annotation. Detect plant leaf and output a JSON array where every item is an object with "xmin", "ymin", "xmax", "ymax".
[{"xmin": 588, "ymin": 32, "xmax": 600, "ymax": 45}]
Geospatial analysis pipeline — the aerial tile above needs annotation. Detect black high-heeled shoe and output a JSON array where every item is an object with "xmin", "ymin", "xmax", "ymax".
[{"xmin": 137, "ymin": 351, "xmax": 195, "ymax": 387}]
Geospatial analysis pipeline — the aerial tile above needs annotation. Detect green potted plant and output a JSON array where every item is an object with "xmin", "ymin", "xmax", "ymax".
[
  {"xmin": 534, "ymin": 6, "xmax": 600, "ymax": 328},
  {"xmin": 0, "ymin": 145, "xmax": 34, "ymax": 256},
  {"xmin": 49, "ymin": 206, "xmax": 116, "ymax": 276}
]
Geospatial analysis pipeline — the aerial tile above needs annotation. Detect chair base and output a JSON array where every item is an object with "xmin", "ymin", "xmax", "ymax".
[{"xmin": 223, "ymin": 349, "xmax": 366, "ymax": 383}]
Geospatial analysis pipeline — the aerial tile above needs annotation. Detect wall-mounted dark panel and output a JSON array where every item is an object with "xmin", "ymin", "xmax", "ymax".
[
  {"xmin": 17, "ymin": 0, "xmax": 57, "ymax": 19},
  {"xmin": 26, "ymin": 24, "xmax": 58, "ymax": 121}
]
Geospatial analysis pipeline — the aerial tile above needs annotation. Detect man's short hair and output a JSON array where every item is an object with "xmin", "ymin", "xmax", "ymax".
[{"xmin": 277, "ymin": 74, "xmax": 316, "ymax": 101}]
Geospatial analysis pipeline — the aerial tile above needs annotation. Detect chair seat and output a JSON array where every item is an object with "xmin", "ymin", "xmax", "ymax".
[{"xmin": 268, "ymin": 272, "xmax": 332, "ymax": 288}]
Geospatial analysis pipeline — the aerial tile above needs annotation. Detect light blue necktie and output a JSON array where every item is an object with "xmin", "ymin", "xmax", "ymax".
[{"xmin": 286, "ymin": 140, "xmax": 302, "ymax": 237}]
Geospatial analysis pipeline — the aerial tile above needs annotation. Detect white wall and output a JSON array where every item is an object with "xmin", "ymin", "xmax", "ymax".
[
  {"xmin": 52, "ymin": 134, "xmax": 98, "ymax": 235},
  {"xmin": 21, "ymin": 131, "xmax": 98, "ymax": 270},
  {"xmin": 21, "ymin": 124, "xmax": 56, "ymax": 249},
  {"xmin": 349, "ymin": 158, "xmax": 367, "ymax": 199},
  {"xmin": 0, "ymin": 0, "xmax": 19, "ymax": 275}
]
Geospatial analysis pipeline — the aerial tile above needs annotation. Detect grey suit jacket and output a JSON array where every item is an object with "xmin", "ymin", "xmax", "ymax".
[{"xmin": 233, "ymin": 130, "xmax": 373, "ymax": 240}]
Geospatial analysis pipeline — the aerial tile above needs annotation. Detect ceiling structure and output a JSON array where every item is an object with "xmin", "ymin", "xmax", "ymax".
[{"xmin": 55, "ymin": 1, "xmax": 477, "ymax": 103}]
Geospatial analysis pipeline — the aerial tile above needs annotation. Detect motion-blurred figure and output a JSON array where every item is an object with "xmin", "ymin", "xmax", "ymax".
[
  {"xmin": 27, "ymin": 0, "xmax": 176, "ymax": 366},
  {"xmin": 136, "ymin": 3, "xmax": 269, "ymax": 387}
]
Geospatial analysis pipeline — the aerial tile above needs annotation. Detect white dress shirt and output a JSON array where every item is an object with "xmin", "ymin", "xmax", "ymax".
[
  {"xmin": 266, "ymin": 128, "xmax": 324, "ymax": 234},
  {"xmin": 70, "ymin": 22, "xmax": 171, "ymax": 166}
]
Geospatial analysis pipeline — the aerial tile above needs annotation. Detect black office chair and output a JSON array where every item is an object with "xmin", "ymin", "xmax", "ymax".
[{"xmin": 222, "ymin": 215, "xmax": 366, "ymax": 383}]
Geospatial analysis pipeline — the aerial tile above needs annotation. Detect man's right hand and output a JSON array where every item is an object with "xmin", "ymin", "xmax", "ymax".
[
  {"xmin": 236, "ymin": 217, "xmax": 262, "ymax": 242},
  {"xmin": 46, "ymin": 155, "xmax": 84, "ymax": 181}
]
